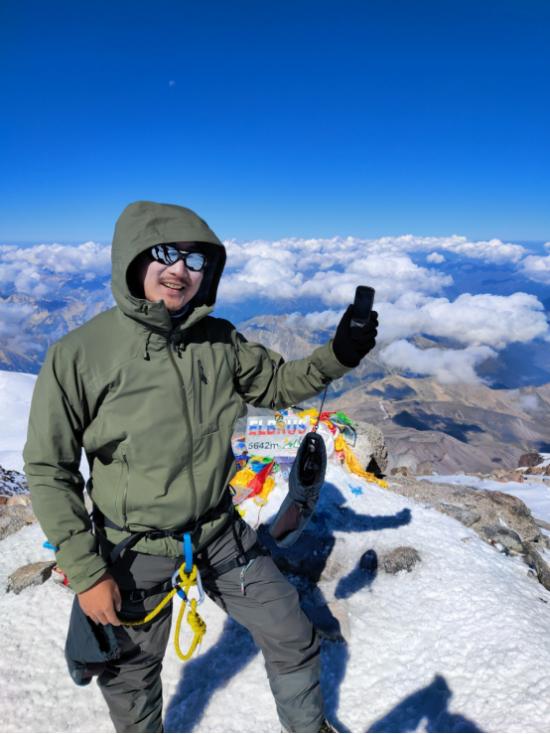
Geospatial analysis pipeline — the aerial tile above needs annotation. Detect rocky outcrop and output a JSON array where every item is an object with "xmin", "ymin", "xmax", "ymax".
[
  {"xmin": 0, "ymin": 500, "xmax": 36, "ymax": 540},
  {"xmin": 0, "ymin": 465, "xmax": 35, "ymax": 540},
  {"xmin": 524, "ymin": 546, "xmax": 550, "ymax": 591},
  {"xmin": 488, "ymin": 468, "xmax": 526, "ymax": 483},
  {"xmin": 0, "ymin": 465, "xmax": 29, "ymax": 497},
  {"xmin": 353, "ymin": 420, "xmax": 388, "ymax": 476},
  {"xmin": 515, "ymin": 452, "xmax": 550, "ymax": 477},
  {"xmin": 480, "ymin": 525, "xmax": 525, "ymax": 555},
  {"xmin": 518, "ymin": 452, "xmax": 543, "ymax": 469},
  {"xmin": 389, "ymin": 477, "xmax": 545, "ymax": 547},
  {"xmin": 533, "ymin": 466, "xmax": 550, "ymax": 477},
  {"xmin": 6, "ymin": 561, "xmax": 56, "ymax": 594},
  {"xmin": 388, "ymin": 475, "xmax": 550, "ymax": 590},
  {"xmin": 380, "ymin": 546, "xmax": 421, "ymax": 574}
]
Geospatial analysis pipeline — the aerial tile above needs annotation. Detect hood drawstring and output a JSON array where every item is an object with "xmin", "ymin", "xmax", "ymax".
[{"xmin": 144, "ymin": 331, "xmax": 152, "ymax": 361}]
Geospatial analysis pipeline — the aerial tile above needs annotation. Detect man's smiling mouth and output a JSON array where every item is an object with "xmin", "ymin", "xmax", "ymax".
[{"xmin": 161, "ymin": 281, "xmax": 185, "ymax": 291}]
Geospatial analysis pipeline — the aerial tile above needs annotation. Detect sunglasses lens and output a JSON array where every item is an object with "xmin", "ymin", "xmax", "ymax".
[
  {"xmin": 150, "ymin": 246, "xmax": 206, "ymax": 271},
  {"xmin": 150, "ymin": 245, "xmax": 176, "ymax": 265},
  {"xmin": 184, "ymin": 253, "xmax": 206, "ymax": 271}
]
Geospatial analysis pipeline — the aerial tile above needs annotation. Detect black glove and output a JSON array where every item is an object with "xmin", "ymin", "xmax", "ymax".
[{"xmin": 332, "ymin": 306, "xmax": 379, "ymax": 368}]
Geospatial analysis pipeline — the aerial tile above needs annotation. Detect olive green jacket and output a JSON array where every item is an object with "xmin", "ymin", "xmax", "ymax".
[{"xmin": 24, "ymin": 201, "xmax": 350, "ymax": 593}]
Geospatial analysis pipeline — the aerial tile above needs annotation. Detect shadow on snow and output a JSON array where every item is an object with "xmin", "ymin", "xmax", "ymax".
[
  {"xmin": 165, "ymin": 616, "xmax": 258, "ymax": 732},
  {"xmin": 166, "ymin": 481, "xmax": 412, "ymax": 732},
  {"xmin": 366, "ymin": 674, "xmax": 481, "ymax": 733}
]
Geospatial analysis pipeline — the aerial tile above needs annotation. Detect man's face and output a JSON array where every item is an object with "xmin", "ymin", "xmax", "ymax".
[{"xmin": 137, "ymin": 243, "xmax": 205, "ymax": 312}]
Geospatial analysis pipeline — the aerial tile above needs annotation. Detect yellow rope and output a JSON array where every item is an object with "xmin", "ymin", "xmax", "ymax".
[
  {"xmin": 119, "ymin": 562, "xmax": 207, "ymax": 661},
  {"xmin": 174, "ymin": 597, "xmax": 207, "ymax": 662}
]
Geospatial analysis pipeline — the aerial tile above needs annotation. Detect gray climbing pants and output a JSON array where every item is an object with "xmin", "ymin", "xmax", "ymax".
[{"xmin": 97, "ymin": 517, "xmax": 324, "ymax": 733}]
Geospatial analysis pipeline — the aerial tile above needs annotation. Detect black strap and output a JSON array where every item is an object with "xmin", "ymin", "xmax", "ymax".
[
  {"xmin": 199, "ymin": 542, "xmax": 269, "ymax": 582},
  {"xmin": 93, "ymin": 493, "xmax": 233, "ymax": 566},
  {"xmin": 118, "ymin": 542, "xmax": 269, "ymax": 602},
  {"xmin": 120, "ymin": 578, "xmax": 174, "ymax": 602},
  {"xmin": 92, "ymin": 494, "xmax": 268, "ymax": 600},
  {"xmin": 120, "ymin": 577, "xmax": 172, "ymax": 602}
]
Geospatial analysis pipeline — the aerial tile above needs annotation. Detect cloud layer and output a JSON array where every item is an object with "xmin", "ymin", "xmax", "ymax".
[
  {"xmin": 219, "ymin": 233, "xmax": 538, "ymax": 308},
  {"xmin": 0, "ymin": 234, "xmax": 548, "ymax": 384},
  {"xmin": 0, "ymin": 242, "xmax": 111, "ymax": 298}
]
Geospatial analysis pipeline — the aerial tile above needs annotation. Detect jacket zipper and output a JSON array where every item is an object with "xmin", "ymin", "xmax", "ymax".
[
  {"xmin": 198, "ymin": 359, "xmax": 208, "ymax": 384},
  {"xmin": 167, "ymin": 333, "xmax": 198, "ymax": 519},
  {"xmin": 121, "ymin": 452, "xmax": 130, "ymax": 530}
]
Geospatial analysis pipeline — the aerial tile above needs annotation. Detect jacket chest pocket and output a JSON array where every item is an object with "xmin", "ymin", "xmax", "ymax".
[
  {"xmin": 192, "ymin": 351, "xmax": 241, "ymax": 437},
  {"xmin": 193, "ymin": 358, "xmax": 219, "ymax": 436},
  {"xmin": 115, "ymin": 449, "xmax": 130, "ymax": 527}
]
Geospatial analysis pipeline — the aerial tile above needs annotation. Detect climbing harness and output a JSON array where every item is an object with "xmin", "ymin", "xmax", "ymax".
[
  {"xmin": 119, "ymin": 531, "xmax": 207, "ymax": 662},
  {"xmin": 92, "ymin": 500, "xmax": 269, "ymax": 663}
]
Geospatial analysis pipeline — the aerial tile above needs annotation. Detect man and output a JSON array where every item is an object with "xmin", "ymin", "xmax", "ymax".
[{"xmin": 24, "ymin": 201, "xmax": 378, "ymax": 733}]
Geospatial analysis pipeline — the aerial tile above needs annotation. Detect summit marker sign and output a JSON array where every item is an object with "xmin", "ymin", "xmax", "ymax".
[{"xmin": 246, "ymin": 414, "xmax": 311, "ymax": 457}]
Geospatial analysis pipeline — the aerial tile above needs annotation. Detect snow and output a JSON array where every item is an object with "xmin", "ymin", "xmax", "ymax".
[
  {"xmin": 2, "ymin": 369, "xmax": 550, "ymax": 732},
  {"xmin": 2, "ymin": 465, "xmax": 550, "ymax": 732},
  {"xmin": 0, "ymin": 370, "xmax": 90, "ymax": 480},
  {"xmin": 0, "ymin": 371, "xmax": 36, "ymax": 473},
  {"xmin": 534, "ymin": 453, "xmax": 550, "ymax": 469}
]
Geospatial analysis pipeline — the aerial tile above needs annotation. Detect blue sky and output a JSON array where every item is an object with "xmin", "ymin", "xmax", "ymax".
[{"xmin": 1, "ymin": 0, "xmax": 549, "ymax": 242}]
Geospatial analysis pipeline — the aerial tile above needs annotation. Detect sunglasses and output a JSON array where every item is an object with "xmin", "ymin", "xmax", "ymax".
[{"xmin": 149, "ymin": 245, "xmax": 207, "ymax": 272}]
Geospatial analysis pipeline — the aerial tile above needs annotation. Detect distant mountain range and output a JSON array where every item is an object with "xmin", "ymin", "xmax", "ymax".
[{"xmin": 238, "ymin": 314, "xmax": 550, "ymax": 474}]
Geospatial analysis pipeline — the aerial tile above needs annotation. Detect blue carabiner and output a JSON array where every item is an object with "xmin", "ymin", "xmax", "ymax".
[
  {"xmin": 171, "ymin": 569, "xmax": 188, "ymax": 601},
  {"xmin": 183, "ymin": 532, "xmax": 193, "ymax": 574}
]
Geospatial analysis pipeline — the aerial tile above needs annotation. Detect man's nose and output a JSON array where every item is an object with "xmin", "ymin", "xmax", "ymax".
[{"xmin": 167, "ymin": 258, "xmax": 190, "ymax": 277}]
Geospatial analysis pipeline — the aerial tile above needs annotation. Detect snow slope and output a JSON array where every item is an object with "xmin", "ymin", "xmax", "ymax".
[
  {"xmin": 0, "ymin": 371, "xmax": 36, "ymax": 472},
  {"xmin": 2, "ymin": 463, "xmax": 550, "ymax": 733},
  {"xmin": 0, "ymin": 370, "xmax": 90, "ymax": 480}
]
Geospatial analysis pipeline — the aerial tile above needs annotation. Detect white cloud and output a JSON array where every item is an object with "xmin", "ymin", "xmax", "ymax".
[
  {"xmin": 220, "ymin": 234, "xmax": 531, "ymax": 307},
  {"xmin": 287, "ymin": 309, "xmax": 341, "ymax": 332},
  {"xmin": 519, "ymin": 394, "xmax": 541, "ymax": 413},
  {"xmin": 218, "ymin": 257, "xmax": 304, "ymax": 302},
  {"xmin": 0, "ymin": 242, "xmax": 111, "ymax": 297},
  {"xmin": 350, "ymin": 234, "xmax": 527, "ymax": 264},
  {"xmin": 420, "ymin": 292, "xmax": 547, "ymax": 348},
  {"xmin": 349, "ymin": 253, "xmax": 451, "ymax": 294},
  {"xmin": 225, "ymin": 234, "xmax": 527, "ymax": 268},
  {"xmin": 379, "ymin": 340, "xmax": 496, "ymax": 384},
  {"xmin": 0, "ymin": 300, "xmax": 41, "ymax": 354},
  {"xmin": 222, "ymin": 249, "xmax": 451, "ymax": 307},
  {"xmin": 0, "ymin": 241, "xmax": 110, "ymax": 275},
  {"xmin": 519, "ymin": 254, "xmax": 550, "ymax": 285},
  {"xmin": 438, "ymin": 237, "xmax": 526, "ymax": 263},
  {"xmin": 376, "ymin": 292, "xmax": 549, "ymax": 348}
]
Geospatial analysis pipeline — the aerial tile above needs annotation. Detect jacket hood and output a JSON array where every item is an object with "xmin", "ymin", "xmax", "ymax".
[{"xmin": 111, "ymin": 201, "xmax": 226, "ymax": 333}]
